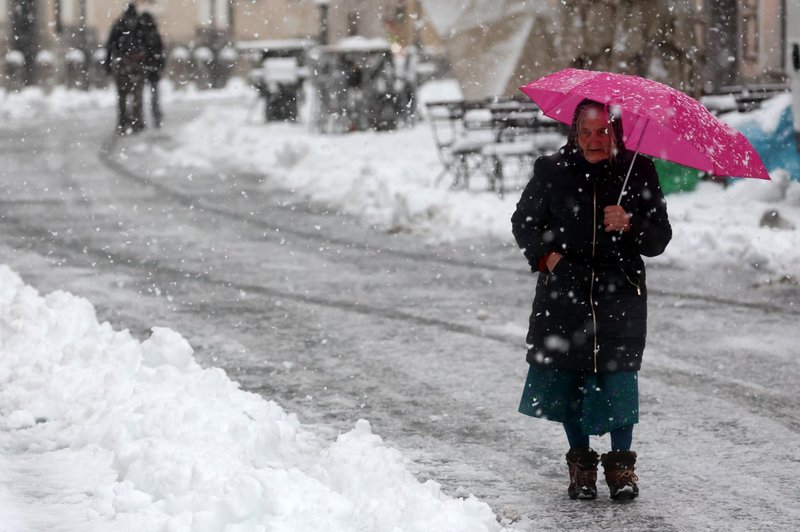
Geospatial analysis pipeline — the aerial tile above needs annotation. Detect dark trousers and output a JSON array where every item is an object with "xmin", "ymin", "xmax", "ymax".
[
  {"xmin": 115, "ymin": 71, "xmax": 144, "ymax": 132},
  {"xmin": 564, "ymin": 422, "xmax": 634, "ymax": 451},
  {"xmin": 147, "ymin": 77, "xmax": 162, "ymax": 127}
]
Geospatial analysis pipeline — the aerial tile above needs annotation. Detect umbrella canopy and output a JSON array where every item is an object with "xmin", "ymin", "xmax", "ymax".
[{"xmin": 520, "ymin": 68, "xmax": 770, "ymax": 180}]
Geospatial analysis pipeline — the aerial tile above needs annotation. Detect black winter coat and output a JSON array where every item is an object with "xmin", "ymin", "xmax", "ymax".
[
  {"xmin": 105, "ymin": 10, "xmax": 146, "ymax": 75},
  {"xmin": 141, "ymin": 19, "xmax": 165, "ymax": 82},
  {"xmin": 511, "ymin": 149, "xmax": 672, "ymax": 373}
]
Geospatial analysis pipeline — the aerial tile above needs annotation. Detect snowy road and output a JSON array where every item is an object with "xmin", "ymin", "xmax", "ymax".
[{"xmin": 1, "ymin": 99, "xmax": 799, "ymax": 531}]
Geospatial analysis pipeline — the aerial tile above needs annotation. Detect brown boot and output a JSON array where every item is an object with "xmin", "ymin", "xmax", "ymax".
[
  {"xmin": 565, "ymin": 448, "xmax": 599, "ymax": 500},
  {"xmin": 601, "ymin": 450, "xmax": 639, "ymax": 500}
]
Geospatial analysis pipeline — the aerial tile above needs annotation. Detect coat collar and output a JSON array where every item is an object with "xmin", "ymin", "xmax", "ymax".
[{"xmin": 563, "ymin": 149, "xmax": 613, "ymax": 178}]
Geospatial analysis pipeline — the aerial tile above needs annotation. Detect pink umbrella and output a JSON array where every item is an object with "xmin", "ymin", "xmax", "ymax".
[{"xmin": 520, "ymin": 68, "xmax": 770, "ymax": 196}]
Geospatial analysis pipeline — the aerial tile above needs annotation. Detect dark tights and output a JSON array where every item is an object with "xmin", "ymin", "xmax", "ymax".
[{"xmin": 564, "ymin": 422, "xmax": 633, "ymax": 451}]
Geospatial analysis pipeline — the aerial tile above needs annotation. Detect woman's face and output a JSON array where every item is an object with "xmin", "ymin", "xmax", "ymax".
[{"xmin": 577, "ymin": 107, "xmax": 612, "ymax": 164}]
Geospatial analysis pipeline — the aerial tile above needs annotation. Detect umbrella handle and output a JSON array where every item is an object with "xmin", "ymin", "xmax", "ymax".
[{"xmin": 617, "ymin": 117, "xmax": 649, "ymax": 205}]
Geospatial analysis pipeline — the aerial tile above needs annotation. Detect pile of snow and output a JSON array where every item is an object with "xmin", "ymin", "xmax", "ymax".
[
  {"xmin": 723, "ymin": 93, "xmax": 791, "ymax": 136},
  {"xmin": 169, "ymin": 104, "xmax": 512, "ymax": 241},
  {"xmin": 665, "ymin": 173, "xmax": 800, "ymax": 274},
  {"xmin": 0, "ymin": 265, "xmax": 500, "ymax": 531},
  {"xmin": 164, "ymin": 89, "xmax": 800, "ymax": 279},
  {"xmin": 0, "ymin": 78, "xmax": 252, "ymax": 122}
]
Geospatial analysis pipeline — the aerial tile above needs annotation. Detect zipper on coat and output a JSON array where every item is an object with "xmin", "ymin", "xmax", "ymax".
[{"xmin": 590, "ymin": 184, "xmax": 599, "ymax": 373}]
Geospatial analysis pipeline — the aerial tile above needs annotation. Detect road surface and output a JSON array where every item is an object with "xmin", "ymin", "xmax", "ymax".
[{"xmin": 1, "ymin": 100, "xmax": 798, "ymax": 530}]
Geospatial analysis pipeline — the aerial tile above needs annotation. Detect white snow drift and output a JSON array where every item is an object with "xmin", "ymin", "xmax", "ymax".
[{"xmin": 0, "ymin": 265, "xmax": 499, "ymax": 532}]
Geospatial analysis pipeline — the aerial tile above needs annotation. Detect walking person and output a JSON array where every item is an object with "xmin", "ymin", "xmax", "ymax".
[
  {"xmin": 511, "ymin": 99, "xmax": 672, "ymax": 501},
  {"xmin": 105, "ymin": 3, "xmax": 147, "ymax": 134},
  {"xmin": 139, "ymin": 11, "xmax": 165, "ymax": 128}
]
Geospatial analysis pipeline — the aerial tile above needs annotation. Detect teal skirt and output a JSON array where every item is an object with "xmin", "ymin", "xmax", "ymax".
[{"xmin": 518, "ymin": 365, "xmax": 639, "ymax": 435}]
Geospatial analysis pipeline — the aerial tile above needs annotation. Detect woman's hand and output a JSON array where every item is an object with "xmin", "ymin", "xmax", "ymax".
[
  {"xmin": 603, "ymin": 205, "xmax": 632, "ymax": 232},
  {"xmin": 546, "ymin": 252, "xmax": 563, "ymax": 272}
]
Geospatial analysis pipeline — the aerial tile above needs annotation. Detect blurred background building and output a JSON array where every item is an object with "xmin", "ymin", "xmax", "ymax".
[
  {"xmin": 419, "ymin": 0, "xmax": 788, "ymax": 98},
  {"xmin": 0, "ymin": 0, "xmax": 792, "ymax": 98}
]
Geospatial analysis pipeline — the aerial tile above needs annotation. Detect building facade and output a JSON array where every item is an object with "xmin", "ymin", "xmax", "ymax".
[
  {"xmin": 419, "ymin": 0, "xmax": 790, "ymax": 99},
  {"xmin": 705, "ymin": 0, "xmax": 785, "ymax": 89},
  {"xmin": 0, "ymin": 0, "xmax": 439, "ymax": 87},
  {"xmin": 0, "ymin": 0, "xmax": 791, "ymax": 95}
]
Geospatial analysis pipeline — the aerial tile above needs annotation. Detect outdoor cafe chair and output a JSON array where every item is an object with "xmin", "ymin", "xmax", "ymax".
[{"xmin": 426, "ymin": 99, "xmax": 494, "ymax": 190}]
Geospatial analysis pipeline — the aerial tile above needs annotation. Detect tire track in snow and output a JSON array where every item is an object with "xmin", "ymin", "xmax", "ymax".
[
  {"xmin": 98, "ymin": 136, "xmax": 800, "ymax": 319},
  {"xmin": 3, "ymin": 210, "xmax": 798, "ymax": 437},
  {"xmin": 3, "ymin": 127, "xmax": 797, "ymax": 435},
  {"xmin": 98, "ymin": 137, "xmax": 516, "ymax": 275},
  {"xmin": 2, "ymin": 119, "xmax": 797, "ymax": 529},
  {"xmin": 1, "ymin": 212, "xmax": 513, "ymax": 343},
  {"xmin": 96, "ymin": 135, "xmax": 800, "ymax": 435}
]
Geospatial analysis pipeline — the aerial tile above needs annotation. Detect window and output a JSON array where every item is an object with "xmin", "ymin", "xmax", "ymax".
[
  {"xmin": 348, "ymin": 11, "xmax": 358, "ymax": 36},
  {"xmin": 741, "ymin": 0, "xmax": 759, "ymax": 61}
]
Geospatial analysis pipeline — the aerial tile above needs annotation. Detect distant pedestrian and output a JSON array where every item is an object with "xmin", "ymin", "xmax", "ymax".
[
  {"xmin": 139, "ymin": 11, "xmax": 165, "ymax": 128},
  {"xmin": 105, "ymin": 3, "xmax": 147, "ymax": 134},
  {"xmin": 511, "ymin": 99, "xmax": 672, "ymax": 501}
]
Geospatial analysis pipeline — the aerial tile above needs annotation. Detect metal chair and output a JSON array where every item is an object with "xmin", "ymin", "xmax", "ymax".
[{"xmin": 426, "ymin": 99, "xmax": 496, "ymax": 189}]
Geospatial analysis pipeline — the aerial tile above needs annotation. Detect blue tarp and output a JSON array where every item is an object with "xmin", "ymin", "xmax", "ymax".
[{"xmin": 737, "ymin": 104, "xmax": 800, "ymax": 181}]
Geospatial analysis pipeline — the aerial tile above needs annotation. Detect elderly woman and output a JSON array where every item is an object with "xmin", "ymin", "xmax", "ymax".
[{"xmin": 511, "ymin": 99, "xmax": 672, "ymax": 501}]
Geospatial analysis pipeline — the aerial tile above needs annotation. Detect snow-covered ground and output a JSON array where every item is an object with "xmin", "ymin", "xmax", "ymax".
[
  {"xmin": 1, "ymin": 80, "xmax": 798, "ymax": 531},
  {"xmin": 0, "ymin": 265, "xmax": 498, "ymax": 531},
  {"xmin": 160, "ymin": 81, "xmax": 800, "ymax": 280},
  {"xmin": 0, "ymin": 79, "xmax": 254, "ymax": 123}
]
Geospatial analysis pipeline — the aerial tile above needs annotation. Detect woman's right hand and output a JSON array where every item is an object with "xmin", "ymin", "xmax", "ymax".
[{"xmin": 546, "ymin": 252, "xmax": 563, "ymax": 272}]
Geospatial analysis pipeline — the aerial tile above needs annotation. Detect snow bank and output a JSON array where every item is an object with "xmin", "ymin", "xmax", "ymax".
[
  {"xmin": 166, "ymin": 93, "xmax": 800, "ymax": 279},
  {"xmin": 172, "ymin": 104, "xmax": 517, "ymax": 243},
  {"xmin": 0, "ymin": 265, "xmax": 500, "ymax": 532},
  {"xmin": 664, "ymin": 173, "xmax": 800, "ymax": 274},
  {"xmin": 0, "ymin": 79, "xmax": 252, "ymax": 122},
  {"xmin": 723, "ymin": 93, "xmax": 791, "ymax": 135}
]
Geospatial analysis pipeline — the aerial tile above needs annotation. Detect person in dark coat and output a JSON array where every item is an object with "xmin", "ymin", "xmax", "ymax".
[
  {"xmin": 105, "ymin": 3, "xmax": 147, "ymax": 134},
  {"xmin": 511, "ymin": 99, "xmax": 672, "ymax": 501},
  {"xmin": 139, "ymin": 11, "xmax": 165, "ymax": 128}
]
